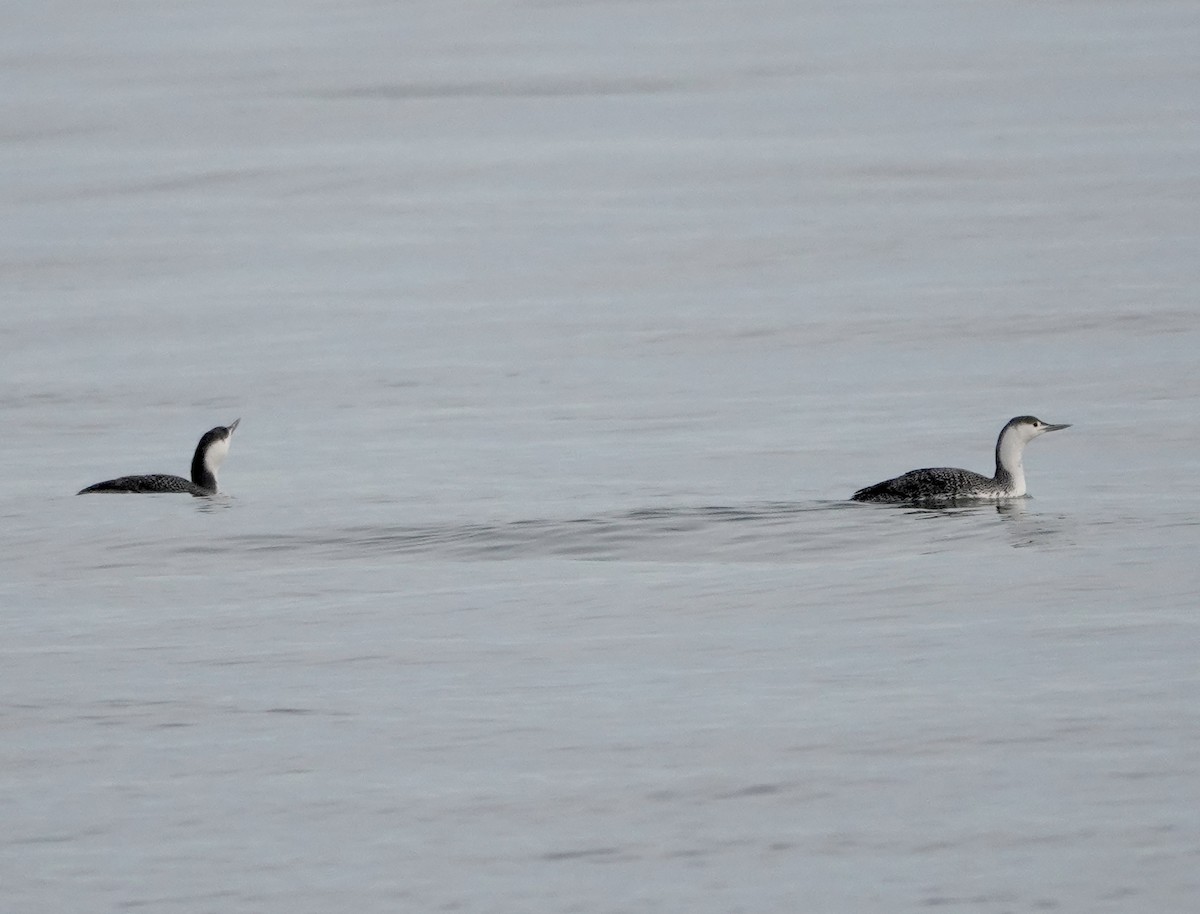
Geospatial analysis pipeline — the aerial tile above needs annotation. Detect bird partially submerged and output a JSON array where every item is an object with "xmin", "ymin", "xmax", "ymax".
[
  {"xmin": 852, "ymin": 415, "xmax": 1069, "ymax": 503},
  {"xmin": 78, "ymin": 419, "xmax": 240, "ymax": 496}
]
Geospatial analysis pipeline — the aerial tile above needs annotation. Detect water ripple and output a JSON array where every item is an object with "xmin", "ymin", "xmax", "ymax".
[{"xmin": 183, "ymin": 500, "xmax": 1036, "ymax": 563}]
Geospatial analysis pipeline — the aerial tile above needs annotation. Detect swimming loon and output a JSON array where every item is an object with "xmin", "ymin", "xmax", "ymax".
[
  {"xmin": 77, "ymin": 419, "xmax": 240, "ymax": 496},
  {"xmin": 851, "ymin": 415, "xmax": 1069, "ymax": 503}
]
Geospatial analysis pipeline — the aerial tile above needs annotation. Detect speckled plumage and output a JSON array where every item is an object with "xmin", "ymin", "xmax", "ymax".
[
  {"xmin": 852, "ymin": 415, "xmax": 1069, "ymax": 504},
  {"xmin": 851, "ymin": 467, "xmax": 1006, "ymax": 503},
  {"xmin": 77, "ymin": 473, "xmax": 214, "ymax": 496},
  {"xmin": 77, "ymin": 419, "xmax": 240, "ymax": 497}
]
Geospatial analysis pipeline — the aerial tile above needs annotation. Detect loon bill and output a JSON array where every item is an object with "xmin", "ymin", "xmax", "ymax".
[
  {"xmin": 851, "ymin": 415, "xmax": 1069, "ymax": 503},
  {"xmin": 78, "ymin": 419, "xmax": 240, "ymax": 497}
]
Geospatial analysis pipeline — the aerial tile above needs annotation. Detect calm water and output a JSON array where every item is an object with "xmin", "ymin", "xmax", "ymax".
[{"xmin": 3, "ymin": 1, "xmax": 1200, "ymax": 911}]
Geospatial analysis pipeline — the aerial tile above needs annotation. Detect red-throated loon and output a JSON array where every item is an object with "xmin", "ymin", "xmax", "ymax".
[
  {"xmin": 77, "ymin": 419, "xmax": 240, "ymax": 496},
  {"xmin": 851, "ymin": 415, "xmax": 1069, "ymax": 503}
]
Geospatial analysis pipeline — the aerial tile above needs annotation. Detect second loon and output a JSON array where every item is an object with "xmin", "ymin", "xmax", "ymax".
[
  {"xmin": 78, "ymin": 419, "xmax": 240, "ymax": 496},
  {"xmin": 851, "ymin": 415, "xmax": 1069, "ymax": 503}
]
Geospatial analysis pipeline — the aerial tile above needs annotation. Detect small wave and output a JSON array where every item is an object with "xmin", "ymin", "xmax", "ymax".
[{"xmin": 207, "ymin": 502, "xmax": 848, "ymax": 563}]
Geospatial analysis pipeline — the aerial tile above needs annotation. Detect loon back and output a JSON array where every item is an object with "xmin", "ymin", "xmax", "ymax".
[
  {"xmin": 851, "ymin": 415, "xmax": 1070, "ymax": 504},
  {"xmin": 77, "ymin": 418, "xmax": 240, "ymax": 497},
  {"xmin": 78, "ymin": 474, "xmax": 213, "ymax": 496},
  {"xmin": 852, "ymin": 467, "xmax": 1001, "ymax": 503}
]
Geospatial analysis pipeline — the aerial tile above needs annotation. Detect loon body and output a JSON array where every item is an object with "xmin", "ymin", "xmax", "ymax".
[
  {"xmin": 78, "ymin": 419, "xmax": 240, "ymax": 497},
  {"xmin": 852, "ymin": 415, "xmax": 1069, "ymax": 503}
]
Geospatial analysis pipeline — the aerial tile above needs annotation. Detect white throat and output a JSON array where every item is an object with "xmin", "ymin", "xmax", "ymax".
[
  {"xmin": 995, "ymin": 428, "xmax": 1029, "ymax": 496},
  {"xmin": 204, "ymin": 436, "xmax": 230, "ymax": 476}
]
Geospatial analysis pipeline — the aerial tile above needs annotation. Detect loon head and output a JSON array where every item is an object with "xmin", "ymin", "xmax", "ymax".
[
  {"xmin": 199, "ymin": 418, "xmax": 240, "ymax": 475},
  {"xmin": 1005, "ymin": 415, "xmax": 1071, "ymax": 444},
  {"xmin": 993, "ymin": 416, "xmax": 1070, "ymax": 495}
]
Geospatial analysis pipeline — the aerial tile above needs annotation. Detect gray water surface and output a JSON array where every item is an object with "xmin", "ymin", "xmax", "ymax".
[{"xmin": 3, "ymin": 1, "xmax": 1200, "ymax": 911}]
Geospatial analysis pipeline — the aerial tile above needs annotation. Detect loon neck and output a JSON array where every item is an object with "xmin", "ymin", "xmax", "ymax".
[
  {"xmin": 993, "ymin": 425, "xmax": 1027, "ymax": 496},
  {"xmin": 190, "ymin": 446, "xmax": 218, "ymax": 493},
  {"xmin": 190, "ymin": 434, "xmax": 230, "ymax": 494}
]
